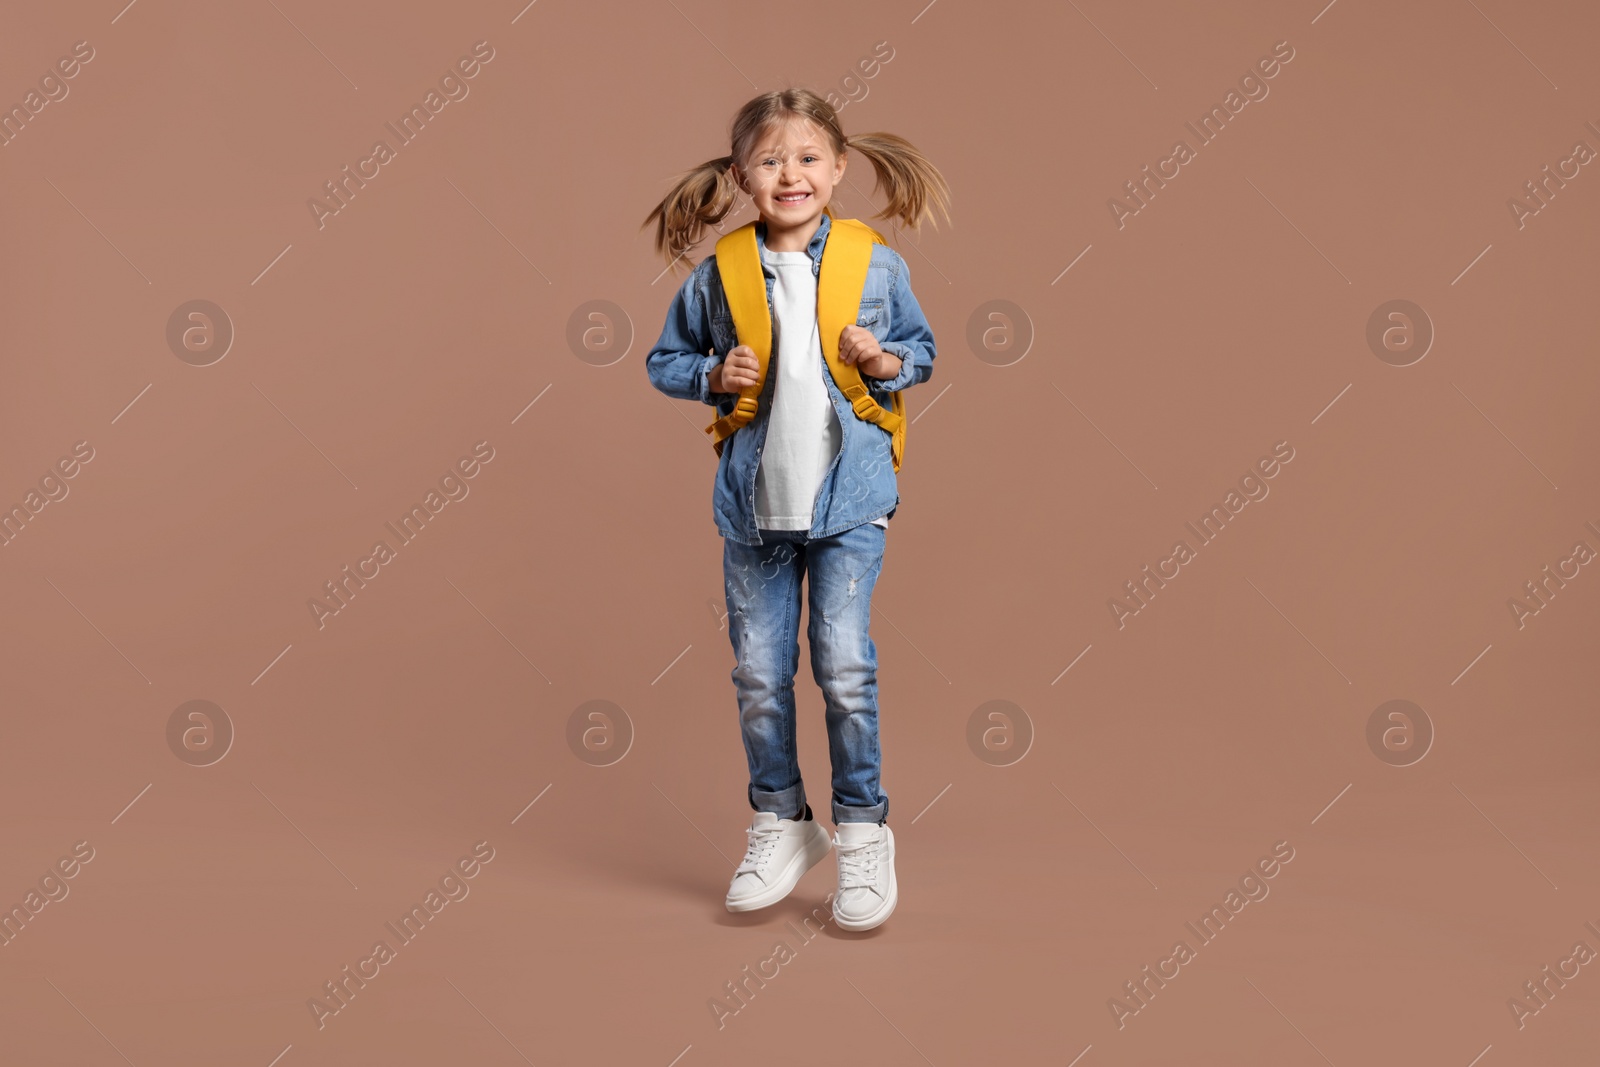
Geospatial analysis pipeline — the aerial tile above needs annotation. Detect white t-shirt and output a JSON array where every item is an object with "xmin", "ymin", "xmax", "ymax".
[{"xmin": 754, "ymin": 247, "xmax": 889, "ymax": 531}]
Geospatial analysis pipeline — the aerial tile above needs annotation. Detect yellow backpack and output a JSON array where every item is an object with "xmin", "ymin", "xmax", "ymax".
[{"xmin": 704, "ymin": 216, "xmax": 908, "ymax": 472}]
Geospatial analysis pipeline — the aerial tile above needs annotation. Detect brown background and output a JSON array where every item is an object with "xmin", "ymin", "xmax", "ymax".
[{"xmin": 2, "ymin": 0, "xmax": 1597, "ymax": 1064}]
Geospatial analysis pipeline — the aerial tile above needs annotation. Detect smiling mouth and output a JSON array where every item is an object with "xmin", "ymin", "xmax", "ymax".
[{"xmin": 775, "ymin": 192, "xmax": 811, "ymax": 205}]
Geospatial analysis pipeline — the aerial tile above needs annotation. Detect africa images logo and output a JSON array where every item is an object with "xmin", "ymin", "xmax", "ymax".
[
  {"xmin": 307, "ymin": 41, "xmax": 496, "ymax": 230},
  {"xmin": 1108, "ymin": 441, "xmax": 1296, "ymax": 628},
  {"xmin": 307, "ymin": 841, "xmax": 495, "ymax": 1029},
  {"xmin": 307, "ymin": 441, "xmax": 495, "ymax": 629}
]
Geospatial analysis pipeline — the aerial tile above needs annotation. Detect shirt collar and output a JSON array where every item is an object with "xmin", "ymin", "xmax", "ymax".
[{"xmin": 755, "ymin": 212, "xmax": 833, "ymax": 264}]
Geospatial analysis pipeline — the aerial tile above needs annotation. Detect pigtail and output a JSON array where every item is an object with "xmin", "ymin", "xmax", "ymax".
[
  {"xmin": 641, "ymin": 156, "xmax": 742, "ymax": 277},
  {"xmin": 844, "ymin": 131, "xmax": 953, "ymax": 234}
]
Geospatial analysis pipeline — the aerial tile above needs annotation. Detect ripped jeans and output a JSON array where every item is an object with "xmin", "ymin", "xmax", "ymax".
[{"xmin": 723, "ymin": 520, "xmax": 889, "ymax": 825}]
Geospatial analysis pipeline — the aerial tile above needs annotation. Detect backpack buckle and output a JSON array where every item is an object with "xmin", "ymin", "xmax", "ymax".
[{"xmin": 842, "ymin": 384, "xmax": 878, "ymax": 421}]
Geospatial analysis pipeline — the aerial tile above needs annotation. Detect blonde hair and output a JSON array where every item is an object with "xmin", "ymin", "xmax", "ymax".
[{"xmin": 641, "ymin": 88, "xmax": 952, "ymax": 275}]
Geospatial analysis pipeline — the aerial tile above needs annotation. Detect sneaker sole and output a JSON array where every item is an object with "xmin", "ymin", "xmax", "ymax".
[
  {"xmin": 725, "ymin": 822, "xmax": 832, "ymax": 912},
  {"xmin": 832, "ymin": 832, "xmax": 897, "ymax": 931}
]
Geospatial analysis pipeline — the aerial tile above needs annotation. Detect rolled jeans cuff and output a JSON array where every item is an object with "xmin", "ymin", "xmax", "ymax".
[
  {"xmin": 750, "ymin": 781, "xmax": 807, "ymax": 819},
  {"xmin": 833, "ymin": 797, "xmax": 888, "ymax": 826}
]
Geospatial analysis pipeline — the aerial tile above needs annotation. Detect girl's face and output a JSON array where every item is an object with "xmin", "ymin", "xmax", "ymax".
[{"xmin": 732, "ymin": 118, "xmax": 847, "ymax": 227}]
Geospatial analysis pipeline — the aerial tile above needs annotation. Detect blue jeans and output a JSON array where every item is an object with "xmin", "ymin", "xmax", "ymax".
[{"xmin": 723, "ymin": 520, "xmax": 889, "ymax": 825}]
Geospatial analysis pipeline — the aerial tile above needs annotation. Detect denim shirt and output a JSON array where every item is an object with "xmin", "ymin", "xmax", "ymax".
[{"xmin": 645, "ymin": 213, "xmax": 936, "ymax": 545}]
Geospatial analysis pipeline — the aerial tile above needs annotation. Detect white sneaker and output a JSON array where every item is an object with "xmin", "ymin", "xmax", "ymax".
[
  {"xmin": 725, "ymin": 808, "xmax": 832, "ymax": 912},
  {"xmin": 832, "ymin": 822, "xmax": 897, "ymax": 931}
]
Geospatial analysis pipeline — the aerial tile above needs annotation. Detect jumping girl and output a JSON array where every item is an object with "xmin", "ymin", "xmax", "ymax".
[{"xmin": 643, "ymin": 88, "xmax": 950, "ymax": 931}]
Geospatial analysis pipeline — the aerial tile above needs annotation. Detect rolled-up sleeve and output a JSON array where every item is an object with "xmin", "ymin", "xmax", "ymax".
[
  {"xmin": 646, "ymin": 261, "xmax": 727, "ymax": 406},
  {"xmin": 866, "ymin": 252, "xmax": 934, "ymax": 399}
]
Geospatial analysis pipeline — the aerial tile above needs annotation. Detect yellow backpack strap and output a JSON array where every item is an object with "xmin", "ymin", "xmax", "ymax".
[
  {"xmin": 819, "ymin": 219, "xmax": 907, "ymax": 473},
  {"xmin": 703, "ymin": 222, "xmax": 769, "ymax": 457}
]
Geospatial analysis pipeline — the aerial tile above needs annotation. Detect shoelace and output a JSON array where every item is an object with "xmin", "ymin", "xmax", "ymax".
[
  {"xmin": 836, "ymin": 838, "xmax": 882, "ymax": 891},
  {"xmin": 734, "ymin": 825, "xmax": 784, "ymax": 876}
]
